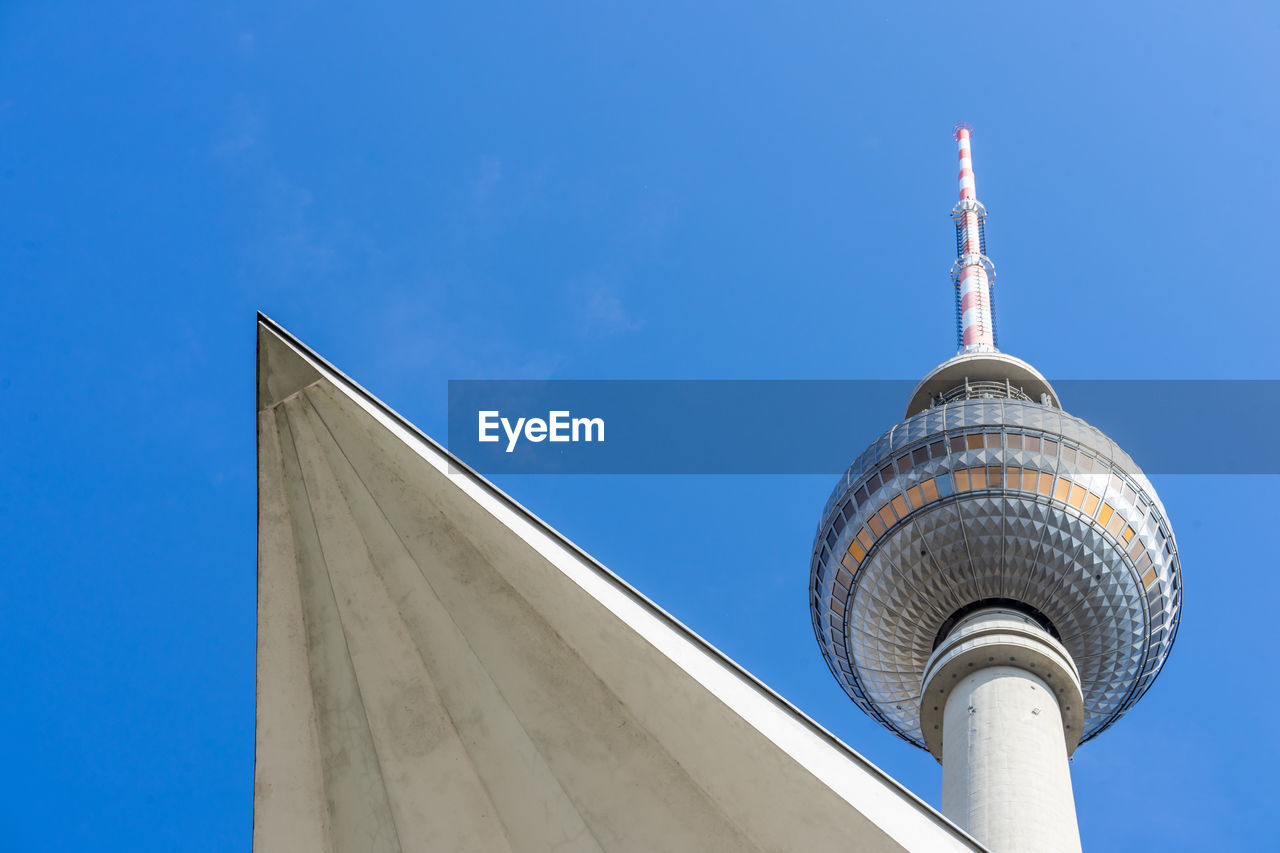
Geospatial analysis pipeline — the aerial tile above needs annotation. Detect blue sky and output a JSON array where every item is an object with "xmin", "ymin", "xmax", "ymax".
[{"xmin": 2, "ymin": 2, "xmax": 1278, "ymax": 850}]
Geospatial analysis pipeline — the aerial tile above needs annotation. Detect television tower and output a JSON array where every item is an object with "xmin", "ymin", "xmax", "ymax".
[{"xmin": 809, "ymin": 127, "xmax": 1182, "ymax": 852}]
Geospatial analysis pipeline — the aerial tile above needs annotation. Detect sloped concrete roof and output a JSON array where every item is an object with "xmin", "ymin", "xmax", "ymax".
[{"xmin": 253, "ymin": 315, "xmax": 984, "ymax": 853}]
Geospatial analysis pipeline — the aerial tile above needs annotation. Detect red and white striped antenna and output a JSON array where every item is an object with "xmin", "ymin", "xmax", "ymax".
[{"xmin": 951, "ymin": 124, "xmax": 998, "ymax": 352}]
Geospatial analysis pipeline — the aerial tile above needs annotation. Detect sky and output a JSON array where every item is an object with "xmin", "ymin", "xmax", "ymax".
[{"xmin": 2, "ymin": 1, "xmax": 1278, "ymax": 850}]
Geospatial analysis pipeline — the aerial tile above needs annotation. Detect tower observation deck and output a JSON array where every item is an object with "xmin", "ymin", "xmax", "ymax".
[{"xmin": 809, "ymin": 127, "xmax": 1183, "ymax": 852}]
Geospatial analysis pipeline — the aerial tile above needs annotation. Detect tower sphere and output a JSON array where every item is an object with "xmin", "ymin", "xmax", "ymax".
[{"xmin": 809, "ymin": 374, "xmax": 1182, "ymax": 750}]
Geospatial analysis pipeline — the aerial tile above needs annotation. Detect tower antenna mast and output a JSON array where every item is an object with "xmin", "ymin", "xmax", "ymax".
[{"xmin": 952, "ymin": 124, "xmax": 997, "ymax": 353}]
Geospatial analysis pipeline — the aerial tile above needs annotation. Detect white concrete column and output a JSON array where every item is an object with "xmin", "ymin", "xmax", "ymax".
[{"xmin": 921, "ymin": 609, "xmax": 1084, "ymax": 853}]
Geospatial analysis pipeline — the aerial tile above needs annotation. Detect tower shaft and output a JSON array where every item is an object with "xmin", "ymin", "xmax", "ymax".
[
  {"xmin": 941, "ymin": 668, "xmax": 1080, "ymax": 852},
  {"xmin": 926, "ymin": 610, "xmax": 1083, "ymax": 853}
]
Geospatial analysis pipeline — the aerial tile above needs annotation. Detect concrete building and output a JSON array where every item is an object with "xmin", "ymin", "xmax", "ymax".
[
  {"xmin": 253, "ymin": 127, "xmax": 1181, "ymax": 851},
  {"xmin": 254, "ymin": 316, "xmax": 981, "ymax": 852}
]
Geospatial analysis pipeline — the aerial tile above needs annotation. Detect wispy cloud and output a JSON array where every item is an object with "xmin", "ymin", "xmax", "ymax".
[
  {"xmin": 571, "ymin": 276, "xmax": 643, "ymax": 338},
  {"xmin": 213, "ymin": 94, "xmax": 262, "ymax": 158},
  {"xmin": 215, "ymin": 92, "xmax": 361, "ymax": 290},
  {"xmin": 363, "ymin": 283, "xmax": 565, "ymax": 386},
  {"xmin": 472, "ymin": 157, "xmax": 502, "ymax": 205}
]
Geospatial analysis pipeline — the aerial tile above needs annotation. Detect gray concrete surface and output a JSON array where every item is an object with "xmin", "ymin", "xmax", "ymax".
[
  {"xmin": 925, "ymin": 609, "xmax": 1082, "ymax": 853},
  {"xmin": 253, "ymin": 317, "xmax": 985, "ymax": 853}
]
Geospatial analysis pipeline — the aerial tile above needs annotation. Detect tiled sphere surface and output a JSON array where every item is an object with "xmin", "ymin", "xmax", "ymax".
[{"xmin": 810, "ymin": 397, "xmax": 1182, "ymax": 749}]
